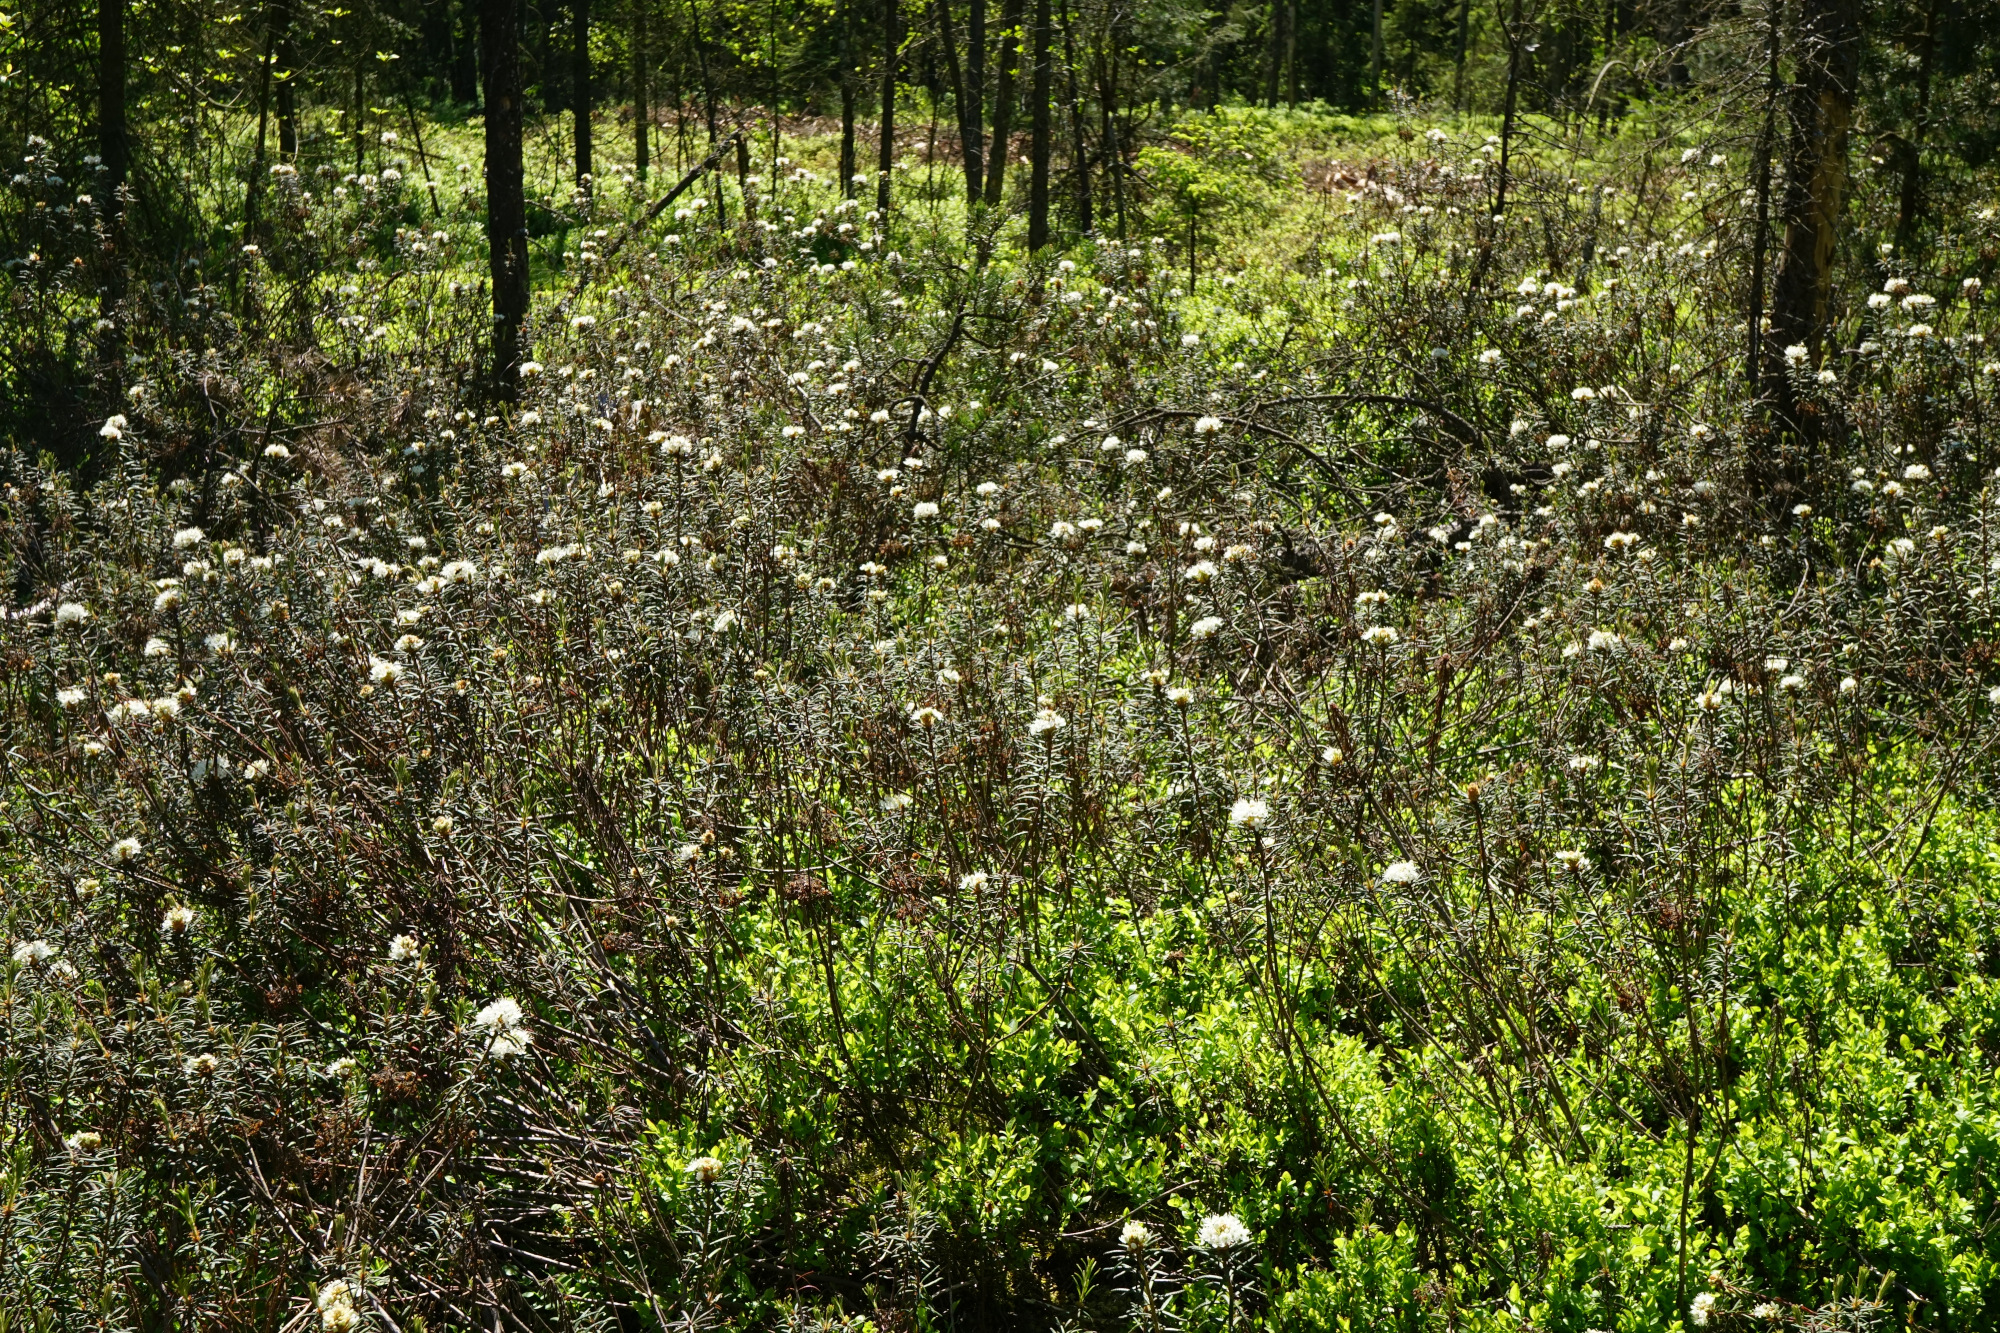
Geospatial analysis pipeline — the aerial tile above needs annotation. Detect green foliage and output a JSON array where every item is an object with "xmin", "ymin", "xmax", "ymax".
[{"xmin": 5, "ymin": 77, "xmax": 2000, "ymax": 1333}]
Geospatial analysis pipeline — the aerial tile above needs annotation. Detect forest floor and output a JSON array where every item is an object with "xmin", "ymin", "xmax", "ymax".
[{"xmin": 5, "ymin": 103, "xmax": 2000, "ymax": 1332}]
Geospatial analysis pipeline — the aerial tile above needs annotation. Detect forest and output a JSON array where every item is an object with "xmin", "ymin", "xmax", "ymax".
[{"xmin": 4, "ymin": 0, "xmax": 2000, "ymax": 1327}]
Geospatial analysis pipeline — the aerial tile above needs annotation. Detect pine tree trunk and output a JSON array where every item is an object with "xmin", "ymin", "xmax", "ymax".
[
  {"xmin": 1452, "ymin": 0, "xmax": 1469, "ymax": 111},
  {"xmin": 840, "ymin": 0, "xmax": 857, "ymax": 197},
  {"xmin": 1264, "ymin": 0, "xmax": 1282, "ymax": 106},
  {"xmin": 634, "ymin": 0, "xmax": 650, "ymax": 180},
  {"xmin": 1370, "ymin": 0, "xmax": 1383, "ymax": 105},
  {"xmin": 1493, "ymin": 0, "xmax": 1525, "ymax": 219},
  {"xmin": 483, "ymin": 0, "xmax": 531, "ymax": 396},
  {"xmin": 1767, "ymin": 0, "xmax": 1862, "ymax": 363},
  {"xmin": 353, "ymin": 53, "xmax": 366, "ymax": 172},
  {"xmin": 573, "ymin": 0, "xmax": 594, "ymax": 191},
  {"xmin": 1026, "ymin": 0, "xmax": 1051, "ymax": 249},
  {"xmin": 1894, "ymin": 0, "xmax": 1936, "ymax": 250},
  {"xmin": 1061, "ymin": 0, "xmax": 1089, "ymax": 235},
  {"xmin": 935, "ymin": 0, "xmax": 980, "ymax": 205},
  {"xmin": 245, "ymin": 16, "xmax": 277, "ymax": 246},
  {"xmin": 1746, "ymin": 0, "xmax": 1781, "ymax": 388},
  {"xmin": 99, "ymin": 0, "xmax": 127, "ymax": 195},
  {"xmin": 1759, "ymin": 0, "xmax": 1862, "ymax": 504},
  {"xmin": 983, "ymin": 0, "xmax": 1022, "ymax": 205},
  {"xmin": 878, "ymin": 0, "xmax": 898, "ymax": 213},
  {"xmin": 275, "ymin": 0, "xmax": 299, "ymax": 158},
  {"xmin": 1095, "ymin": 38, "xmax": 1124, "ymax": 237},
  {"xmin": 966, "ymin": 0, "xmax": 986, "ymax": 200}
]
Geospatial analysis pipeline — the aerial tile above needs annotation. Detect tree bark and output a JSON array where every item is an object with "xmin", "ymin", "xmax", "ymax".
[
  {"xmin": 1284, "ymin": 0, "xmax": 1297, "ymax": 106},
  {"xmin": 878, "ymin": 0, "xmax": 898, "ymax": 213},
  {"xmin": 1264, "ymin": 0, "xmax": 1283, "ymax": 106},
  {"xmin": 1493, "ymin": 0, "xmax": 1525, "ymax": 219},
  {"xmin": 839, "ymin": 0, "xmax": 857, "ymax": 197},
  {"xmin": 1026, "ymin": 0, "xmax": 1051, "ymax": 248},
  {"xmin": 1767, "ymin": 0, "xmax": 1862, "ymax": 364},
  {"xmin": 573, "ymin": 0, "xmax": 594, "ymax": 191},
  {"xmin": 450, "ymin": 4, "xmax": 480, "ymax": 106},
  {"xmin": 1061, "ymin": 0, "xmax": 1089, "ymax": 235},
  {"xmin": 275, "ymin": 0, "xmax": 299, "ymax": 158},
  {"xmin": 935, "ymin": 0, "xmax": 981, "ymax": 205},
  {"xmin": 1452, "ymin": 0, "xmax": 1470, "ymax": 111},
  {"xmin": 99, "ymin": 0, "xmax": 127, "ymax": 195},
  {"xmin": 634, "ymin": 0, "xmax": 651, "ymax": 180},
  {"xmin": 1759, "ymin": 0, "xmax": 1862, "ymax": 505},
  {"xmin": 966, "ymin": 0, "xmax": 986, "ymax": 198},
  {"xmin": 483, "ymin": 0, "xmax": 531, "ymax": 397},
  {"xmin": 1894, "ymin": 0, "xmax": 1936, "ymax": 250},
  {"xmin": 353, "ymin": 49, "xmax": 366, "ymax": 172},
  {"xmin": 1370, "ymin": 0, "xmax": 1383, "ymax": 106},
  {"xmin": 244, "ymin": 15, "xmax": 278, "ymax": 247},
  {"xmin": 983, "ymin": 0, "xmax": 1022, "ymax": 205},
  {"xmin": 1746, "ymin": 0, "xmax": 1781, "ymax": 388},
  {"xmin": 1095, "ymin": 36, "xmax": 1124, "ymax": 237}
]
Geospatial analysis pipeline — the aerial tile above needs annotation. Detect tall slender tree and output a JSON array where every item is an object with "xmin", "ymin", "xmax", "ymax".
[
  {"xmin": 99, "ymin": 0, "xmax": 127, "ymax": 197},
  {"xmin": 935, "ymin": 0, "xmax": 980, "ymax": 204},
  {"xmin": 1894, "ymin": 0, "xmax": 1938, "ymax": 249},
  {"xmin": 840, "ymin": 0, "xmax": 858, "ymax": 196},
  {"xmin": 1452, "ymin": 0, "xmax": 1470, "ymax": 110},
  {"xmin": 275, "ymin": 0, "xmax": 299, "ymax": 158},
  {"xmin": 1767, "ymin": 0, "xmax": 1863, "ymax": 365},
  {"xmin": 574, "ymin": 0, "xmax": 594, "ymax": 190},
  {"xmin": 634, "ymin": 0, "xmax": 651, "ymax": 180},
  {"xmin": 1061, "ymin": 0, "xmax": 1089, "ymax": 234},
  {"xmin": 984, "ymin": 0, "xmax": 1022, "ymax": 205},
  {"xmin": 1027, "ymin": 0, "xmax": 1051, "ymax": 248},
  {"xmin": 967, "ymin": 0, "xmax": 986, "ymax": 200},
  {"xmin": 483, "ymin": 0, "xmax": 531, "ymax": 395},
  {"xmin": 244, "ymin": 10, "xmax": 279, "ymax": 245},
  {"xmin": 1370, "ymin": 0, "xmax": 1383, "ymax": 105},
  {"xmin": 878, "ymin": 0, "xmax": 898, "ymax": 212}
]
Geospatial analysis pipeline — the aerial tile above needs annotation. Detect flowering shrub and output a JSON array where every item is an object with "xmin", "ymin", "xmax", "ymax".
[{"xmin": 3, "ymin": 118, "xmax": 2000, "ymax": 1330}]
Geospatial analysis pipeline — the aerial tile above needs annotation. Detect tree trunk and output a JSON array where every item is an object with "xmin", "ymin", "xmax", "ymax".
[
  {"xmin": 99, "ymin": 0, "xmax": 127, "ymax": 195},
  {"xmin": 482, "ymin": 0, "xmax": 530, "ymax": 397},
  {"xmin": 245, "ymin": 15, "xmax": 278, "ymax": 246},
  {"xmin": 634, "ymin": 0, "xmax": 650, "ymax": 180},
  {"xmin": 1027, "ymin": 0, "xmax": 1051, "ymax": 248},
  {"xmin": 1061, "ymin": 0, "xmax": 1089, "ymax": 235},
  {"xmin": 878, "ymin": 0, "xmax": 898, "ymax": 213},
  {"xmin": 1284, "ymin": 0, "xmax": 1297, "ymax": 106},
  {"xmin": 1894, "ymin": 0, "xmax": 1936, "ymax": 250},
  {"xmin": 935, "ymin": 0, "xmax": 981, "ymax": 205},
  {"xmin": 573, "ymin": 0, "xmax": 593, "ymax": 191},
  {"xmin": 1759, "ymin": 0, "xmax": 1862, "ymax": 505},
  {"xmin": 353, "ymin": 51, "xmax": 366, "ymax": 172},
  {"xmin": 683, "ymin": 0, "xmax": 725, "ymax": 222},
  {"xmin": 840, "ymin": 0, "xmax": 857, "ymax": 197},
  {"xmin": 1452, "ymin": 0, "xmax": 1470, "ymax": 110},
  {"xmin": 450, "ymin": 4, "xmax": 480, "ymax": 106},
  {"xmin": 1767, "ymin": 0, "xmax": 1862, "ymax": 363},
  {"xmin": 966, "ymin": 0, "xmax": 986, "ymax": 199},
  {"xmin": 1095, "ymin": 37, "xmax": 1124, "ymax": 237},
  {"xmin": 1370, "ymin": 0, "xmax": 1383, "ymax": 106},
  {"xmin": 275, "ymin": 0, "xmax": 299, "ymax": 158},
  {"xmin": 983, "ymin": 0, "xmax": 1022, "ymax": 205},
  {"xmin": 405, "ymin": 93, "xmax": 443, "ymax": 214},
  {"xmin": 1746, "ymin": 0, "xmax": 1781, "ymax": 388},
  {"xmin": 1264, "ymin": 0, "xmax": 1283, "ymax": 106},
  {"xmin": 1493, "ymin": 0, "xmax": 1525, "ymax": 219}
]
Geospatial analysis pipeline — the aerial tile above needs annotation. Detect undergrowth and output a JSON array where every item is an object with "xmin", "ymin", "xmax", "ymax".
[{"xmin": 4, "ymin": 105, "xmax": 2000, "ymax": 1332}]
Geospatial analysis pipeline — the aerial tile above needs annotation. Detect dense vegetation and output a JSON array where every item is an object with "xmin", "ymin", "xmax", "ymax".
[{"xmin": 6, "ymin": 0, "xmax": 2000, "ymax": 1327}]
